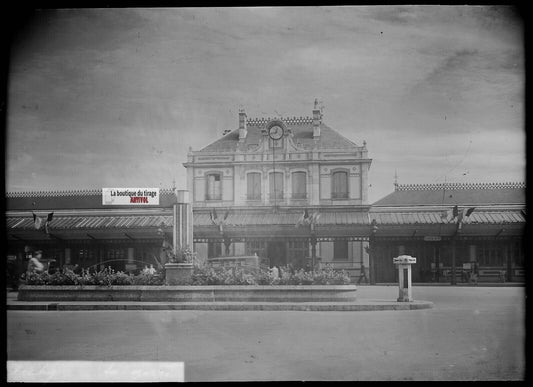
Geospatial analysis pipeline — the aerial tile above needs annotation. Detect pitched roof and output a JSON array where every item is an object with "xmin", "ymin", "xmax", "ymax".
[
  {"xmin": 372, "ymin": 182, "xmax": 525, "ymax": 207},
  {"xmin": 369, "ymin": 210, "xmax": 525, "ymax": 225},
  {"xmin": 198, "ymin": 118, "xmax": 358, "ymax": 153},
  {"xmin": 5, "ymin": 189, "xmax": 178, "ymax": 211}
]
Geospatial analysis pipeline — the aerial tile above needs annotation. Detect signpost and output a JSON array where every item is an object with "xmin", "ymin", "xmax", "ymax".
[{"xmin": 393, "ymin": 255, "xmax": 416, "ymax": 302}]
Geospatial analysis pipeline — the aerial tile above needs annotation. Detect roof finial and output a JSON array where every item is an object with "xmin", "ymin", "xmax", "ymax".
[
  {"xmin": 394, "ymin": 170, "xmax": 399, "ymax": 189},
  {"xmin": 314, "ymin": 98, "xmax": 319, "ymax": 110}
]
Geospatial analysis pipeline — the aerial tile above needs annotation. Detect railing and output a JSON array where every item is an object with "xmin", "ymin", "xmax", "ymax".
[
  {"xmin": 331, "ymin": 192, "xmax": 349, "ymax": 199},
  {"xmin": 291, "ymin": 193, "xmax": 307, "ymax": 199},
  {"xmin": 205, "ymin": 194, "xmax": 222, "ymax": 201},
  {"xmin": 269, "ymin": 192, "xmax": 284, "ymax": 200}
]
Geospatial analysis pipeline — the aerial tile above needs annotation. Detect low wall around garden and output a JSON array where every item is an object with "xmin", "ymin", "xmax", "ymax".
[{"xmin": 17, "ymin": 285, "xmax": 357, "ymax": 303}]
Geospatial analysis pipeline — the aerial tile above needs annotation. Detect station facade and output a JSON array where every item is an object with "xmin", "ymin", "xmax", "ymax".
[
  {"xmin": 184, "ymin": 102, "xmax": 372, "ymax": 275},
  {"xmin": 369, "ymin": 182, "xmax": 525, "ymax": 283},
  {"xmin": 4, "ymin": 103, "xmax": 526, "ymax": 283}
]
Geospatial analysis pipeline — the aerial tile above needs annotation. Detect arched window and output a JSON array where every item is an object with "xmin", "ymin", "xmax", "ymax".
[
  {"xmin": 247, "ymin": 172, "xmax": 261, "ymax": 200},
  {"xmin": 206, "ymin": 173, "xmax": 222, "ymax": 200},
  {"xmin": 332, "ymin": 170, "xmax": 348, "ymax": 199},
  {"xmin": 269, "ymin": 172, "xmax": 283, "ymax": 200},
  {"xmin": 292, "ymin": 172, "xmax": 307, "ymax": 199}
]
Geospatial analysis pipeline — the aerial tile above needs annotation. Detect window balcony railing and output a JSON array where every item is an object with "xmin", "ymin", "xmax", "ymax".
[
  {"xmin": 205, "ymin": 194, "xmax": 222, "ymax": 201},
  {"xmin": 269, "ymin": 193, "xmax": 284, "ymax": 201},
  {"xmin": 291, "ymin": 193, "xmax": 307, "ymax": 200},
  {"xmin": 247, "ymin": 194, "xmax": 261, "ymax": 201},
  {"xmin": 331, "ymin": 192, "xmax": 349, "ymax": 199}
]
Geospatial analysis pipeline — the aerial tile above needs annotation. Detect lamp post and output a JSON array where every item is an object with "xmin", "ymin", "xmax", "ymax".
[
  {"xmin": 310, "ymin": 224, "xmax": 317, "ymax": 272},
  {"xmin": 451, "ymin": 233, "xmax": 457, "ymax": 285},
  {"xmin": 369, "ymin": 219, "xmax": 378, "ymax": 285}
]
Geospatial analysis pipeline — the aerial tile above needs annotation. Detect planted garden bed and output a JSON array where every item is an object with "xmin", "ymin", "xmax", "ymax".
[
  {"xmin": 17, "ymin": 284, "xmax": 357, "ymax": 302},
  {"xmin": 18, "ymin": 264, "xmax": 356, "ymax": 303}
]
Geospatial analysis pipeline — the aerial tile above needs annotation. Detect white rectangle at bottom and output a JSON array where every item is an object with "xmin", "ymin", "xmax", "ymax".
[{"xmin": 7, "ymin": 361, "xmax": 185, "ymax": 382}]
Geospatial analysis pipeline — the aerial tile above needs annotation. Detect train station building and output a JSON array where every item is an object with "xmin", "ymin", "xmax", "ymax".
[{"xmin": 5, "ymin": 103, "xmax": 525, "ymax": 283}]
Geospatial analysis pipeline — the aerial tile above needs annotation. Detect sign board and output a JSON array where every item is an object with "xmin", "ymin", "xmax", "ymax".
[
  {"xmin": 424, "ymin": 236, "xmax": 442, "ymax": 241},
  {"xmin": 102, "ymin": 188, "xmax": 160, "ymax": 205},
  {"xmin": 393, "ymin": 255, "xmax": 417, "ymax": 264}
]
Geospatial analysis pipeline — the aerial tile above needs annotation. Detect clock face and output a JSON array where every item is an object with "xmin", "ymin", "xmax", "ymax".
[{"xmin": 269, "ymin": 125, "xmax": 284, "ymax": 140}]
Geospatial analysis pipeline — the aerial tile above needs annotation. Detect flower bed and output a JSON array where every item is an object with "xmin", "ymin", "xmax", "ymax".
[
  {"xmin": 18, "ymin": 265, "xmax": 356, "ymax": 303},
  {"xmin": 23, "ymin": 265, "xmax": 351, "ymax": 287},
  {"xmin": 17, "ymin": 284, "xmax": 357, "ymax": 302}
]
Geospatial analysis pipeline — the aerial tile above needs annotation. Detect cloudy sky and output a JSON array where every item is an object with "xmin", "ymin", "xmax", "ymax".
[{"xmin": 6, "ymin": 6, "xmax": 525, "ymax": 203}]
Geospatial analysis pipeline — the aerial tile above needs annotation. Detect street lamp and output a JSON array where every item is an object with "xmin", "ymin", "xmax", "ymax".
[
  {"xmin": 368, "ymin": 219, "xmax": 378, "ymax": 285},
  {"xmin": 310, "ymin": 224, "xmax": 317, "ymax": 272}
]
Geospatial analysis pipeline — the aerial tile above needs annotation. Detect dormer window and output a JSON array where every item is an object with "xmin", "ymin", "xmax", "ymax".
[{"xmin": 206, "ymin": 173, "xmax": 222, "ymax": 200}]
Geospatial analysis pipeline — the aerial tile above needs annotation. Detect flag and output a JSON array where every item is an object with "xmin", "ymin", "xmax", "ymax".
[
  {"xmin": 310, "ymin": 211, "xmax": 320, "ymax": 225},
  {"xmin": 32, "ymin": 212, "xmax": 43, "ymax": 230},
  {"xmin": 295, "ymin": 209, "xmax": 310, "ymax": 228},
  {"xmin": 457, "ymin": 209, "xmax": 464, "ymax": 224},
  {"xmin": 452, "ymin": 205, "xmax": 459, "ymax": 219},
  {"xmin": 44, "ymin": 212, "xmax": 54, "ymax": 234},
  {"xmin": 465, "ymin": 207, "xmax": 475, "ymax": 217}
]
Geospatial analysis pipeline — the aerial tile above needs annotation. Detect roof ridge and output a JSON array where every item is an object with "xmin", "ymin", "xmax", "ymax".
[
  {"xmin": 395, "ymin": 182, "xmax": 525, "ymax": 191},
  {"xmin": 6, "ymin": 188, "xmax": 176, "ymax": 198},
  {"xmin": 246, "ymin": 116, "xmax": 314, "ymax": 126}
]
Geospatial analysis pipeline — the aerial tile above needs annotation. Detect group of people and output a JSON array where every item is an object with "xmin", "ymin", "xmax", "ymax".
[
  {"xmin": 6, "ymin": 248, "xmax": 162, "ymax": 292},
  {"xmin": 142, "ymin": 264, "xmax": 157, "ymax": 275}
]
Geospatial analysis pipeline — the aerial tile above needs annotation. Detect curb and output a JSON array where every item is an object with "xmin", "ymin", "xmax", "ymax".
[{"xmin": 6, "ymin": 300, "xmax": 434, "ymax": 311}]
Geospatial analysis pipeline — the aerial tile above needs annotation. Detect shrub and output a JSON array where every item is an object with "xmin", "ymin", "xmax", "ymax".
[{"xmin": 23, "ymin": 263, "xmax": 351, "ymax": 286}]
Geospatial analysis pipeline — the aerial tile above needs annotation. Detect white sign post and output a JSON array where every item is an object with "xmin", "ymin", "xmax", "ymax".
[{"xmin": 393, "ymin": 255, "xmax": 417, "ymax": 302}]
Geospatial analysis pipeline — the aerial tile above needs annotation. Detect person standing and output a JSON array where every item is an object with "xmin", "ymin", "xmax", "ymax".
[{"xmin": 357, "ymin": 264, "xmax": 369, "ymax": 284}]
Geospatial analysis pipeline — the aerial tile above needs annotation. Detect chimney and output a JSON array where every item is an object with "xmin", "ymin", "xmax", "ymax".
[
  {"xmin": 239, "ymin": 109, "xmax": 247, "ymax": 142},
  {"xmin": 313, "ymin": 99, "xmax": 321, "ymax": 139}
]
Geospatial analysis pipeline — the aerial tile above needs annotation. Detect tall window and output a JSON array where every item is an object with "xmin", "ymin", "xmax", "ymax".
[
  {"xmin": 269, "ymin": 172, "xmax": 283, "ymax": 200},
  {"xmin": 247, "ymin": 172, "xmax": 261, "ymax": 200},
  {"xmin": 206, "ymin": 173, "xmax": 222, "ymax": 200},
  {"xmin": 245, "ymin": 241, "xmax": 267, "ymax": 258},
  {"xmin": 332, "ymin": 170, "xmax": 348, "ymax": 199},
  {"xmin": 288, "ymin": 240, "xmax": 309, "ymax": 268},
  {"xmin": 333, "ymin": 240, "xmax": 348, "ymax": 260},
  {"xmin": 292, "ymin": 172, "xmax": 307, "ymax": 199},
  {"xmin": 208, "ymin": 242, "xmax": 222, "ymax": 258}
]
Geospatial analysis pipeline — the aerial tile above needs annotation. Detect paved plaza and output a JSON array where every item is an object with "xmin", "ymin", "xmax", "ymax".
[{"xmin": 6, "ymin": 285, "xmax": 525, "ymax": 381}]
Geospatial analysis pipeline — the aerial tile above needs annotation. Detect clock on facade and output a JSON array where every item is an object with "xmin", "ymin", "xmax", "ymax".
[{"xmin": 268, "ymin": 125, "xmax": 284, "ymax": 140}]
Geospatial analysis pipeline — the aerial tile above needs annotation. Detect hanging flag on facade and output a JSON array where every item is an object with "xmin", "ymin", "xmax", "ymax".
[
  {"xmin": 465, "ymin": 207, "xmax": 475, "ymax": 217},
  {"xmin": 295, "ymin": 209, "xmax": 310, "ymax": 227},
  {"xmin": 457, "ymin": 209, "xmax": 465, "ymax": 224},
  {"xmin": 452, "ymin": 205, "xmax": 459, "ymax": 219},
  {"xmin": 33, "ymin": 212, "xmax": 54, "ymax": 232},
  {"xmin": 32, "ymin": 212, "xmax": 42, "ymax": 230},
  {"xmin": 44, "ymin": 212, "xmax": 54, "ymax": 234},
  {"xmin": 296, "ymin": 209, "xmax": 319, "ymax": 228}
]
